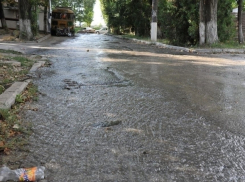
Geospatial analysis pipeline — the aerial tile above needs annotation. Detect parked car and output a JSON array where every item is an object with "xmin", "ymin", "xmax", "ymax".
[
  {"xmin": 85, "ymin": 27, "xmax": 95, "ymax": 33},
  {"xmin": 95, "ymin": 27, "xmax": 108, "ymax": 34},
  {"xmin": 77, "ymin": 27, "xmax": 95, "ymax": 33}
]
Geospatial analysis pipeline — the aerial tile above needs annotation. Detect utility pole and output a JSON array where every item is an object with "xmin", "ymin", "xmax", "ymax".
[{"xmin": 151, "ymin": 0, "xmax": 157, "ymax": 42}]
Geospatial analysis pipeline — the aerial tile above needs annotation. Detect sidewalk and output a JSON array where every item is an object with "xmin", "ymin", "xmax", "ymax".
[{"xmin": 0, "ymin": 33, "xmax": 51, "ymax": 43}]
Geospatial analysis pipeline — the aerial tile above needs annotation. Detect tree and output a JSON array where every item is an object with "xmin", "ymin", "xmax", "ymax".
[
  {"xmin": 100, "ymin": 0, "xmax": 124, "ymax": 34},
  {"xmin": 128, "ymin": 0, "xmax": 151, "ymax": 36},
  {"xmin": 83, "ymin": 0, "xmax": 95, "ymax": 26},
  {"xmin": 199, "ymin": 0, "xmax": 219, "ymax": 45},
  {"xmin": 100, "ymin": 0, "xmax": 151, "ymax": 36},
  {"xmin": 18, "ymin": 0, "xmax": 33, "ymax": 40},
  {"xmin": 158, "ymin": 0, "xmax": 199, "ymax": 46},
  {"xmin": 51, "ymin": 0, "xmax": 95, "ymax": 26},
  {"xmin": 237, "ymin": 0, "xmax": 244, "ymax": 43}
]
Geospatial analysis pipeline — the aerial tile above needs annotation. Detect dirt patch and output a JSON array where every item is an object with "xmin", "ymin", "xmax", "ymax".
[
  {"xmin": 0, "ymin": 30, "xmax": 48, "ymax": 43},
  {"xmin": 0, "ymin": 52, "xmax": 38, "ymax": 94}
]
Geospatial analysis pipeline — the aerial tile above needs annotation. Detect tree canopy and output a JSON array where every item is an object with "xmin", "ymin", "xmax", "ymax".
[
  {"xmin": 51, "ymin": 0, "xmax": 96, "ymax": 26},
  {"xmin": 100, "ymin": 0, "xmax": 244, "ymax": 45}
]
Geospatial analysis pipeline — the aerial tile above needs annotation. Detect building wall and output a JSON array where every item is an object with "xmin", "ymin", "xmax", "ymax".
[
  {"xmin": 39, "ymin": 11, "xmax": 45, "ymax": 31},
  {"xmin": 2, "ymin": 8, "xmax": 18, "ymax": 29},
  {"xmin": 0, "ymin": 7, "xmax": 50, "ymax": 32}
]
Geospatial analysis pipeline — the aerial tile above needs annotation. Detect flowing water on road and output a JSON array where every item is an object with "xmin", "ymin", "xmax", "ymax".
[{"xmin": 17, "ymin": 34, "xmax": 245, "ymax": 181}]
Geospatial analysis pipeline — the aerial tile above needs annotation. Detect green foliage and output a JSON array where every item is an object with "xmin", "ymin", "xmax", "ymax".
[
  {"xmin": 128, "ymin": 0, "xmax": 151, "ymax": 37},
  {"xmin": 0, "ymin": 85, "xmax": 5, "ymax": 94},
  {"xmin": 0, "ymin": 49, "xmax": 22, "ymax": 54},
  {"xmin": 157, "ymin": 0, "xmax": 175, "ymax": 40},
  {"xmin": 51, "ymin": 0, "xmax": 95, "ymax": 26},
  {"xmin": 27, "ymin": 84, "xmax": 38, "ymax": 101},
  {"xmin": 218, "ymin": 0, "xmax": 236, "ymax": 42},
  {"xmin": 0, "ymin": 109, "xmax": 17, "ymax": 126},
  {"xmin": 158, "ymin": 0, "xmax": 235, "ymax": 46},
  {"xmin": 198, "ymin": 40, "xmax": 245, "ymax": 48},
  {"xmin": 31, "ymin": 4, "xmax": 39, "ymax": 36},
  {"xmin": 15, "ymin": 94, "xmax": 24, "ymax": 103},
  {"xmin": 232, "ymin": 0, "xmax": 245, "ymax": 11},
  {"xmin": 13, "ymin": 56, "xmax": 33, "ymax": 67},
  {"xmin": 83, "ymin": 0, "xmax": 96, "ymax": 26},
  {"xmin": 0, "ymin": 106, "xmax": 32, "ymax": 151},
  {"xmin": 158, "ymin": 0, "xmax": 199, "ymax": 46},
  {"xmin": 100, "ymin": 0, "xmax": 151, "ymax": 36}
]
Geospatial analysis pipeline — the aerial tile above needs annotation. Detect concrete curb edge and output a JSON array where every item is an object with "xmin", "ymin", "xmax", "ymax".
[
  {"xmin": 0, "ymin": 80, "xmax": 31, "ymax": 109},
  {"xmin": 0, "ymin": 61, "xmax": 46, "ymax": 110},
  {"xmin": 110, "ymin": 34, "xmax": 245, "ymax": 54}
]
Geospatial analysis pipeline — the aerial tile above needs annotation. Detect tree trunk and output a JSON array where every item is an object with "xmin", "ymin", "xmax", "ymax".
[
  {"xmin": 44, "ymin": 6, "xmax": 47, "ymax": 34},
  {"xmin": 238, "ymin": 0, "xmax": 244, "ymax": 44},
  {"xmin": 199, "ymin": 0, "xmax": 206, "ymax": 45},
  {"xmin": 0, "ymin": 0, "xmax": 7, "ymax": 29},
  {"xmin": 199, "ymin": 0, "xmax": 219, "ymax": 45},
  {"xmin": 18, "ymin": 0, "xmax": 33, "ymax": 40},
  {"xmin": 206, "ymin": 0, "xmax": 218, "ymax": 44}
]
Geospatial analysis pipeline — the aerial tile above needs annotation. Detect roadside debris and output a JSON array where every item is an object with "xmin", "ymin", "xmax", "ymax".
[
  {"xmin": 93, "ymin": 120, "xmax": 122, "ymax": 127},
  {"xmin": 0, "ymin": 166, "xmax": 45, "ymax": 181}
]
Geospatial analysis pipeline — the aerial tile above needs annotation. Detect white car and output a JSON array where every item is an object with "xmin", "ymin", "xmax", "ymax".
[
  {"xmin": 77, "ymin": 27, "xmax": 95, "ymax": 33},
  {"xmin": 95, "ymin": 27, "xmax": 108, "ymax": 34},
  {"xmin": 85, "ymin": 27, "xmax": 95, "ymax": 33}
]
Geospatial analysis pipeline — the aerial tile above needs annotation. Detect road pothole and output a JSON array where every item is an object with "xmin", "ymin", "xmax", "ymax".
[{"xmin": 63, "ymin": 79, "xmax": 81, "ymax": 90}]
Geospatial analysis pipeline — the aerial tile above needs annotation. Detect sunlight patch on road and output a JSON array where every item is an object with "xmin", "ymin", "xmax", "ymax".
[{"xmin": 124, "ymin": 128, "xmax": 143, "ymax": 134}]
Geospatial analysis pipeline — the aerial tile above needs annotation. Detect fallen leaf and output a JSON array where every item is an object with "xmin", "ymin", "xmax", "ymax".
[
  {"xmin": 9, "ymin": 130, "xmax": 16, "ymax": 137},
  {"xmin": 0, "ymin": 141, "xmax": 5, "ymax": 147},
  {"xmin": 13, "ymin": 124, "xmax": 19, "ymax": 129},
  {"xmin": 4, "ymin": 148, "xmax": 11, "ymax": 155}
]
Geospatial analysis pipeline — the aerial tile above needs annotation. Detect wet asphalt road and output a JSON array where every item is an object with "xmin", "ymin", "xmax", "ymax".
[{"xmin": 11, "ymin": 34, "xmax": 245, "ymax": 181}]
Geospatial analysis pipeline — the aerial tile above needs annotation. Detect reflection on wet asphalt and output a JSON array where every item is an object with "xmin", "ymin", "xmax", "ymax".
[{"xmin": 21, "ymin": 34, "xmax": 245, "ymax": 181}]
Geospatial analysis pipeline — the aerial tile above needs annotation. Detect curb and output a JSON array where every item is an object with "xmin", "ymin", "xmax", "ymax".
[
  {"xmin": 0, "ymin": 61, "xmax": 45, "ymax": 110},
  {"xmin": 111, "ymin": 34, "xmax": 245, "ymax": 54},
  {"xmin": 0, "ymin": 80, "xmax": 31, "ymax": 109},
  {"xmin": 111, "ymin": 35, "xmax": 195, "ymax": 53},
  {"xmin": 36, "ymin": 34, "xmax": 51, "ymax": 43},
  {"xmin": 29, "ymin": 61, "xmax": 46, "ymax": 72},
  {"xmin": 195, "ymin": 48, "xmax": 245, "ymax": 54},
  {"xmin": 131, "ymin": 38, "xmax": 196, "ymax": 53}
]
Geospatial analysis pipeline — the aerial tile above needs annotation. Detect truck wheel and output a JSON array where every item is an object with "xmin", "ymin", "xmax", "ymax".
[{"xmin": 51, "ymin": 30, "xmax": 56, "ymax": 36}]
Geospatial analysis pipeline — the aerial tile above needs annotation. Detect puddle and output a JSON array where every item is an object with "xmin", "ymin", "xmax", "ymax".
[{"xmin": 78, "ymin": 67, "xmax": 133, "ymax": 87}]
